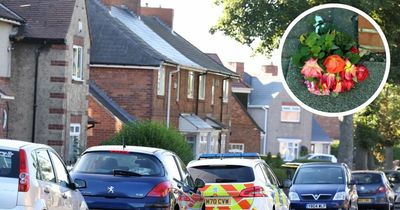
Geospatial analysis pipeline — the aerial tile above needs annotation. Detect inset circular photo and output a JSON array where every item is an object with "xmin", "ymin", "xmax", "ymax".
[{"xmin": 278, "ymin": 4, "xmax": 390, "ymax": 117}]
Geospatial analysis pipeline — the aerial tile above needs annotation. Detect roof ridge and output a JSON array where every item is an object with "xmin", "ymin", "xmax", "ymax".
[{"xmin": 0, "ymin": 3, "xmax": 25, "ymax": 22}]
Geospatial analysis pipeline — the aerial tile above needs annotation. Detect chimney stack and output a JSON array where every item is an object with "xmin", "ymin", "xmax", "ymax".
[
  {"xmin": 228, "ymin": 62, "xmax": 245, "ymax": 77},
  {"xmin": 141, "ymin": 7, "xmax": 174, "ymax": 28},
  {"xmin": 262, "ymin": 63, "xmax": 278, "ymax": 76},
  {"xmin": 102, "ymin": 0, "xmax": 141, "ymax": 14}
]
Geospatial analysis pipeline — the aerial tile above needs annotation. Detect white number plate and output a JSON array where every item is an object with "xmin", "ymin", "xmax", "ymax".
[{"xmin": 306, "ymin": 203, "xmax": 327, "ymax": 209}]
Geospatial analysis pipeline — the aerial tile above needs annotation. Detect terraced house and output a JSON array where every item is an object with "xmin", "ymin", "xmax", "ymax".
[
  {"xmin": 87, "ymin": 0, "xmax": 238, "ymax": 157},
  {"xmin": 1, "ymin": 0, "xmax": 90, "ymax": 163}
]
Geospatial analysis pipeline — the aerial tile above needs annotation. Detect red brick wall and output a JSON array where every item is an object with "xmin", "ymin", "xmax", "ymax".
[
  {"xmin": 141, "ymin": 7, "xmax": 174, "ymax": 28},
  {"xmin": 229, "ymin": 95, "xmax": 261, "ymax": 152},
  {"xmin": 358, "ymin": 16, "xmax": 384, "ymax": 52},
  {"xmin": 87, "ymin": 95, "xmax": 123, "ymax": 147},
  {"xmin": 90, "ymin": 67, "xmax": 154, "ymax": 120}
]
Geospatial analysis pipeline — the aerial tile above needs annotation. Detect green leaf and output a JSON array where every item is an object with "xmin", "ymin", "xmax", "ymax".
[
  {"xmin": 353, "ymin": 76, "xmax": 358, "ymax": 83},
  {"xmin": 348, "ymin": 53, "xmax": 361, "ymax": 64},
  {"xmin": 318, "ymin": 52, "xmax": 325, "ymax": 59},
  {"xmin": 332, "ymin": 92, "xmax": 339, "ymax": 97},
  {"xmin": 300, "ymin": 34, "xmax": 306, "ymax": 44},
  {"xmin": 305, "ymin": 32, "xmax": 319, "ymax": 47},
  {"xmin": 333, "ymin": 50, "xmax": 344, "ymax": 57},
  {"xmin": 292, "ymin": 53, "xmax": 303, "ymax": 67}
]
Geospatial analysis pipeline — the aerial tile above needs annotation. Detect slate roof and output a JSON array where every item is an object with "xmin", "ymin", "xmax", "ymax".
[
  {"xmin": 0, "ymin": 3, "xmax": 24, "ymax": 23},
  {"xmin": 206, "ymin": 53, "xmax": 223, "ymax": 65},
  {"xmin": 88, "ymin": 0, "xmax": 165, "ymax": 66},
  {"xmin": 180, "ymin": 113, "xmax": 213, "ymax": 130},
  {"xmin": 89, "ymin": 81, "xmax": 135, "ymax": 123},
  {"xmin": 232, "ymin": 94, "xmax": 265, "ymax": 133},
  {"xmin": 1, "ymin": 0, "xmax": 75, "ymax": 41},
  {"xmin": 142, "ymin": 16, "xmax": 237, "ymax": 77},
  {"xmin": 245, "ymin": 72, "xmax": 283, "ymax": 106},
  {"xmin": 311, "ymin": 118, "xmax": 332, "ymax": 142}
]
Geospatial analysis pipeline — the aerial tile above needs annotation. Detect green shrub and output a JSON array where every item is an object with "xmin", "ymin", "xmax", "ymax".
[{"xmin": 103, "ymin": 121, "xmax": 194, "ymax": 164}]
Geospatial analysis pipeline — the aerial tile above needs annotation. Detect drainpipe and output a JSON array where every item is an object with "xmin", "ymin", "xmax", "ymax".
[
  {"xmin": 32, "ymin": 42, "xmax": 46, "ymax": 143},
  {"xmin": 166, "ymin": 65, "xmax": 180, "ymax": 128},
  {"xmin": 262, "ymin": 106, "xmax": 268, "ymax": 154}
]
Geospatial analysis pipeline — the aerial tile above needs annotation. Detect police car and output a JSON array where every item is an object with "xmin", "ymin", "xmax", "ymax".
[{"xmin": 187, "ymin": 153, "xmax": 289, "ymax": 210}]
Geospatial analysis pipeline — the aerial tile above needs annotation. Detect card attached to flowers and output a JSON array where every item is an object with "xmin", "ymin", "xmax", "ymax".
[{"xmin": 292, "ymin": 16, "xmax": 369, "ymax": 97}]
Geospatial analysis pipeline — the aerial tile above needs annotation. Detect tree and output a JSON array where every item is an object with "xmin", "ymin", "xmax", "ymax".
[{"xmin": 103, "ymin": 121, "xmax": 194, "ymax": 164}]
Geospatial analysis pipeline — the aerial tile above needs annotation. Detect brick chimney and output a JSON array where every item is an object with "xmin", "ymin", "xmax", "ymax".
[
  {"xmin": 228, "ymin": 62, "xmax": 245, "ymax": 77},
  {"xmin": 102, "ymin": 0, "xmax": 141, "ymax": 14},
  {"xmin": 141, "ymin": 6, "xmax": 174, "ymax": 28},
  {"xmin": 262, "ymin": 63, "xmax": 278, "ymax": 76}
]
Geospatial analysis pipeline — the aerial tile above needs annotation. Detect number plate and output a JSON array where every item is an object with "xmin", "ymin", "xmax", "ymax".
[
  {"xmin": 306, "ymin": 203, "xmax": 327, "ymax": 209},
  {"xmin": 205, "ymin": 197, "xmax": 231, "ymax": 206},
  {"xmin": 358, "ymin": 198, "xmax": 372, "ymax": 203}
]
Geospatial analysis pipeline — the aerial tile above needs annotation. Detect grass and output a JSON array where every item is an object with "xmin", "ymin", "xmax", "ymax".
[{"xmin": 285, "ymin": 61, "xmax": 386, "ymax": 113}]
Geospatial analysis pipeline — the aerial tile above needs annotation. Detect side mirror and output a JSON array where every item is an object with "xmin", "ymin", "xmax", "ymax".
[
  {"xmin": 349, "ymin": 180, "xmax": 356, "ymax": 186},
  {"xmin": 283, "ymin": 179, "xmax": 292, "ymax": 188},
  {"xmin": 74, "ymin": 179, "xmax": 87, "ymax": 189},
  {"xmin": 194, "ymin": 178, "xmax": 205, "ymax": 189}
]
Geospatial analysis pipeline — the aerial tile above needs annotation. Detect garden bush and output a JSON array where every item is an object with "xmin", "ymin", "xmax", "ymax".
[{"xmin": 103, "ymin": 121, "xmax": 194, "ymax": 164}]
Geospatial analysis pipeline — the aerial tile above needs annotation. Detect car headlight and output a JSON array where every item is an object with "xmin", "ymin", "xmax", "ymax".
[
  {"xmin": 333, "ymin": 191, "xmax": 346, "ymax": 200},
  {"xmin": 289, "ymin": 192, "xmax": 300, "ymax": 201}
]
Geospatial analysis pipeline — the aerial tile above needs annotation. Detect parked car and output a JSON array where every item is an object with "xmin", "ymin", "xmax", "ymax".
[
  {"xmin": 287, "ymin": 162, "xmax": 358, "ymax": 210},
  {"xmin": 70, "ymin": 145, "xmax": 205, "ymax": 210},
  {"xmin": 0, "ymin": 139, "xmax": 88, "ymax": 210},
  {"xmin": 187, "ymin": 153, "xmax": 289, "ymax": 210},
  {"xmin": 384, "ymin": 170, "xmax": 400, "ymax": 209},
  {"xmin": 352, "ymin": 171, "xmax": 395, "ymax": 210},
  {"xmin": 299, "ymin": 153, "xmax": 338, "ymax": 163}
]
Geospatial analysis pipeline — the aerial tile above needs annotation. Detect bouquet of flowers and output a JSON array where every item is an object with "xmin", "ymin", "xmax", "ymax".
[{"xmin": 292, "ymin": 16, "xmax": 369, "ymax": 96}]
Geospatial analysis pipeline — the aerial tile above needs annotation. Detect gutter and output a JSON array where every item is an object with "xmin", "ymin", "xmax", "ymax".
[
  {"xmin": 166, "ymin": 65, "xmax": 180, "ymax": 128},
  {"xmin": 32, "ymin": 41, "xmax": 46, "ymax": 143}
]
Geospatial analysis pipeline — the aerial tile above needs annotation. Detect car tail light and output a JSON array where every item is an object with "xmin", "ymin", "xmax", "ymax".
[
  {"xmin": 377, "ymin": 186, "xmax": 386, "ymax": 193},
  {"xmin": 148, "ymin": 181, "xmax": 170, "ymax": 197},
  {"xmin": 18, "ymin": 149, "xmax": 29, "ymax": 192},
  {"xmin": 109, "ymin": 150, "xmax": 129, "ymax": 154},
  {"xmin": 239, "ymin": 186, "xmax": 266, "ymax": 197}
]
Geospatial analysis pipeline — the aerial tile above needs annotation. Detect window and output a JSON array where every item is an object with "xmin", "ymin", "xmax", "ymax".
[
  {"xmin": 164, "ymin": 155, "xmax": 182, "ymax": 181},
  {"xmin": 323, "ymin": 144, "xmax": 330, "ymax": 154},
  {"xmin": 199, "ymin": 74, "xmax": 206, "ymax": 100},
  {"xmin": 72, "ymin": 45, "xmax": 83, "ymax": 80},
  {"xmin": 186, "ymin": 136, "xmax": 196, "ymax": 155},
  {"xmin": 49, "ymin": 151, "xmax": 70, "ymax": 188},
  {"xmin": 228, "ymin": 143, "xmax": 244, "ymax": 153},
  {"xmin": 211, "ymin": 79, "xmax": 215, "ymax": 105},
  {"xmin": 69, "ymin": 124, "xmax": 81, "ymax": 162},
  {"xmin": 188, "ymin": 165, "xmax": 255, "ymax": 183},
  {"xmin": 187, "ymin": 71, "xmax": 194, "ymax": 98},
  {"xmin": 223, "ymin": 79, "xmax": 229, "ymax": 103},
  {"xmin": 278, "ymin": 138, "xmax": 301, "ymax": 161},
  {"xmin": 281, "ymin": 105, "xmax": 301, "ymax": 122},
  {"xmin": 0, "ymin": 149, "xmax": 18, "ymax": 178},
  {"xmin": 157, "ymin": 67, "xmax": 165, "ymax": 96},
  {"xmin": 36, "ymin": 150, "xmax": 56, "ymax": 183}
]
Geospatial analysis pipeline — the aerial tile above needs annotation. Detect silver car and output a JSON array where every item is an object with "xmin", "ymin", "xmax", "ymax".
[{"xmin": 0, "ymin": 139, "xmax": 88, "ymax": 210}]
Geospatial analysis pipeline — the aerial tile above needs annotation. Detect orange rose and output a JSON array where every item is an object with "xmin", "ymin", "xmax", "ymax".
[{"xmin": 323, "ymin": 55, "xmax": 345, "ymax": 74}]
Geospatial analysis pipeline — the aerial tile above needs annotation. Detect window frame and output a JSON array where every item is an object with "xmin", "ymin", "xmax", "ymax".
[
  {"xmin": 72, "ymin": 45, "xmax": 83, "ymax": 81},
  {"xmin": 223, "ymin": 79, "xmax": 229, "ymax": 103},
  {"xmin": 278, "ymin": 138, "xmax": 301, "ymax": 161},
  {"xmin": 280, "ymin": 105, "xmax": 301, "ymax": 123},
  {"xmin": 199, "ymin": 74, "xmax": 206, "ymax": 100},
  {"xmin": 157, "ymin": 67, "xmax": 166, "ymax": 96},
  {"xmin": 48, "ymin": 150, "xmax": 71, "ymax": 188},
  {"xmin": 69, "ymin": 123, "xmax": 81, "ymax": 161},
  {"xmin": 228, "ymin": 143, "xmax": 245, "ymax": 153},
  {"xmin": 35, "ymin": 149, "xmax": 56, "ymax": 183},
  {"xmin": 187, "ymin": 71, "xmax": 195, "ymax": 99},
  {"xmin": 211, "ymin": 79, "xmax": 215, "ymax": 105}
]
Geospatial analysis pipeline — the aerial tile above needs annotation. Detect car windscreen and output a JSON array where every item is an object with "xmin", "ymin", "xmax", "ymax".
[
  {"xmin": 0, "ymin": 149, "xmax": 18, "ymax": 178},
  {"xmin": 294, "ymin": 166, "xmax": 344, "ymax": 184},
  {"xmin": 352, "ymin": 173, "xmax": 382, "ymax": 184},
  {"xmin": 73, "ymin": 151, "xmax": 164, "ymax": 176},
  {"xmin": 188, "ymin": 165, "xmax": 255, "ymax": 183}
]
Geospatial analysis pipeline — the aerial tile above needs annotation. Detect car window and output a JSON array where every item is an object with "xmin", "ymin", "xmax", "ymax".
[
  {"xmin": 36, "ymin": 150, "xmax": 56, "ymax": 183},
  {"xmin": 352, "ymin": 173, "xmax": 383, "ymax": 184},
  {"xmin": 164, "ymin": 155, "xmax": 182, "ymax": 181},
  {"xmin": 263, "ymin": 164, "xmax": 280, "ymax": 186},
  {"xmin": 0, "ymin": 149, "xmax": 18, "ymax": 178},
  {"xmin": 49, "ymin": 151, "xmax": 70, "ymax": 188},
  {"xmin": 73, "ymin": 151, "xmax": 163, "ymax": 176},
  {"xmin": 255, "ymin": 164, "xmax": 269, "ymax": 183},
  {"xmin": 175, "ymin": 156, "xmax": 194, "ymax": 188},
  {"xmin": 294, "ymin": 166, "xmax": 344, "ymax": 184},
  {"xmin": 385, "ymin": 172, "xmax": 400, "ymax": 183},
  {"xmin": 188, "ymin": 165, "xmax": 255, "ymax": 183}
]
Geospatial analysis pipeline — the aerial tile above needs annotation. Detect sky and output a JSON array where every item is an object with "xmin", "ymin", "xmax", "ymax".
[{"xmin": 141, "ymin": 0, "xmax": 279, "ymax": 73}]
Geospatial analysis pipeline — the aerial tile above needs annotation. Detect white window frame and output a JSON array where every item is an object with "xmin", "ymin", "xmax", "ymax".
[
  {"xmin": 280, "ymin": 105, "xmax": 301, "ymax": 122},
  {"xmin": 157, "ymin": 67, "xmax": 165, "ymax": 96},
  {"xmin": 211, "ymin": 79, "xmax": 215, "ymax": 105},
  {"xmin": 278, "ymin": 138, "xmax": 301, "ymax": 161},
  {"xmin": 72, "ymin": 45, "xmax": 83, "ymax": 81},
  {"xmin": 2, "ymin": 109, "xmax": 7, "ymax": 129},
  {"xmin": 229, "ymin": 143, "xmax": 245, "ymax": 153},
  {"xmin": 187, "ymin": 71, "xmax": 194, "ymax": 99},
  {"xmin": 199, "ymin": 74, "xmax": 206, "ymax": 100},
  {"xmin": 223, "ymin": 79, "xmax": 229, "ymax": 103},
  {"xmin": 69, "ymin": 123, "xmax": 81, "ymax": 161}
]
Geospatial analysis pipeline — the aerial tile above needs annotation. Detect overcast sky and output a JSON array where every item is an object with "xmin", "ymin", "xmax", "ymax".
[{"xmin": 141, "ymin": 0, "xmax": 279, "ymax": 73}]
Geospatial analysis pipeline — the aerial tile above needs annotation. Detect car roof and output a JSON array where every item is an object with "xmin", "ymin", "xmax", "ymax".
[
  {"xmin": 0, "ymin": 139, "xmax": 49, "ymax": 150},
  {"xmin": 352, "ymin": 170, "xmax": 384, "ymax": 174},
  {"xmin": 309, "ymin": 153, "xmax": 334, "ymax": 156},
  {"xmin": 83, "ymin": 145, "xmax": 171, "ymax": 155},
  {"xmin": 300, "ymin": 162, "xmax": 343, "ymax": 167},
  {"xmin": 187, "ymin": 158, "xmax": 264, "ymax": 168}
]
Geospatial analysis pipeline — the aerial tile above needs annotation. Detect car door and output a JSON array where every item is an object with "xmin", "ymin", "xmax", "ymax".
[
  {"xmin": 263, "ymin": 163, "xmax": 289, "ymax": 210},
  {"xmin": 35, "ymin": 149, "xmax": 62, "ymax": 210},
  {"xmin": 48, "ymin": 150, "xmax": 80, "ymax": 210},
  {"xmin": 163, "ymin": 155, "xmax": 184, "ymax": 208}
]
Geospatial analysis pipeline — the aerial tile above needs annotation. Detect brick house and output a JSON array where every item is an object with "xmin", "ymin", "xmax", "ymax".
[
  {"xmin": 87, "ymin": 0, "xmax": 238, "ymax": 157},
  {"xmin": 1, "ymin": 0, "xmax": 90, "ymax": 162},
  {"xmin": 0, "ymin": 4, "xmax": 23, "ymax": 138},
  {"xmin": 243, "ymin": 64, "xmax": 332, "ymax": 161}
]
